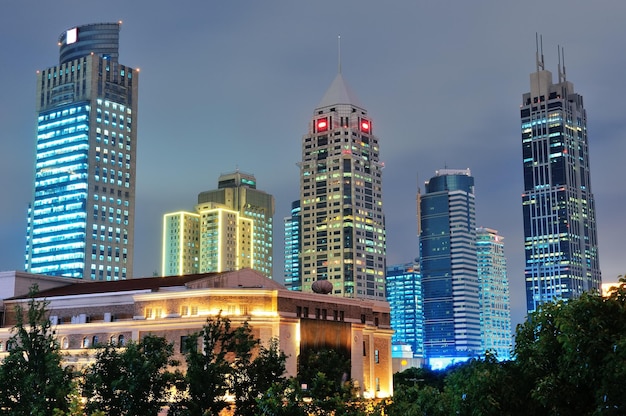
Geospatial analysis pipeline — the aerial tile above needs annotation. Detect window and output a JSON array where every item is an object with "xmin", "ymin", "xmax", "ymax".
[
  {"xmin": 82, "ymin": 337, "xmax": 90, "ymax": 348},
  {"xmin": 92, "ymin": 335, "xmax": 99, "ymax": 346},
  {"xmin": 118, "ymin": 334, "xmax": 125, "ymax": 346},
  {"xmin": 375, "ymin": 349, "xmax": 379, "ymax": 363}
]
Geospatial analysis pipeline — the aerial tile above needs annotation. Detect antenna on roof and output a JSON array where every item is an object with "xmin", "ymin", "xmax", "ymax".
[
  {"xmin": 536, "ymin": 33, "xmax": 545, "ymax": 71},
  {"xmin": 338, "ymin": 35, "xmax": 342, "ymax": 74},
  {"xmin": 558, "ymin": 45, "xmax": 567, "ymax": 83}
]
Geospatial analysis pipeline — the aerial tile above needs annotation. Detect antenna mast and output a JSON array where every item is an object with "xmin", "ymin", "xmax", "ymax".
[
  {"xmin": 536, "ymin": 33, "xmax": 545, "ymax": 71},
  {"xmin": 338, "ymin": 35, "xmax": 341, "ymax": 74}
]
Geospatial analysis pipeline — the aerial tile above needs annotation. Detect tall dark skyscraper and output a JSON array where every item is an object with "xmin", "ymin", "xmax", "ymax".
[
  {"xmin": 419, "ymin": 169, "xmax": 481, "ymax": 368},
  {"xmin": 298, "ymin": 70, "xmax": 386, "ymax": 299},
  {"xmin": 25, "ymin": 23, "xmax": 138, "ymax": 280},
  {"xmin": 521, "ymin": 41, "xmax": 601, "ymax": 313}
]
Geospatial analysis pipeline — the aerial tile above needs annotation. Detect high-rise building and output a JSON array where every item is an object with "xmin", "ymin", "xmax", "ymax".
[
  {"xmin": 419, "ymin": 169, "xmax": 481, "ymax": 368},
  {"xmin": 386, "ymin": 262, "xmax": 423, "ymax": 358},
  {"xmin": 162, "ymin": 171, "xmax": 274, "ymax": 278},
  {"xmin": 284, "ymin": 200, "xmax": 301, "ymax": 291},
  {"xmin": 25, "ymin": 23, "xmax": 138, "ymax": 280},
  {"xmin": 521, "ymin": 42, "xmax": 601, "ymax": 313},
  {"xmin": 476, "ymin": 227, "xmax": 511, "ymax": 360},
  {"xmin": 298, "ymin": 71, "xmax": 386, "ymax": 299}
]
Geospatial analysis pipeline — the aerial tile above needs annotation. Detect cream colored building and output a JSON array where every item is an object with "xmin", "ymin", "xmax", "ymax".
[{"xmin": 0, "ymin": 269, "xmax": 392, "ymax": 399}]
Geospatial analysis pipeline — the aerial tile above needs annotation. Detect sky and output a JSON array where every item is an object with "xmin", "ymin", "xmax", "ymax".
[{"xmin": 1, "ymin": 1, "xmax": 625, "ymax": 328}]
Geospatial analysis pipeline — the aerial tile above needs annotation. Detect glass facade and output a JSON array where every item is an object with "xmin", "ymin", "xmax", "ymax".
[
  {"xmin": 25, "ymin": 23, "xmax": 138, "ymax": 280},
  {"xmin": 521, "ymin": 60, "xmax": 601, "ymax": 313},
  {"xmin": 386, "ymin": 262, "xmax": 423, "ymax": 358},
  {"xmin": 419, "ymin": 169, "xmax": 481, "ymax": 366},
  {"xmin": 284, "ymin": 200, "xmax": 302, "ymax": 290},
  {"xmin": 476, "ymin": 227, "xmax": 511, "ymax": 360}
]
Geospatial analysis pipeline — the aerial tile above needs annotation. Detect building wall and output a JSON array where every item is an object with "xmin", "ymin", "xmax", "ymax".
[{"xmin": 0, "ymin": 272, "xmax": 392, "ymax": 398}]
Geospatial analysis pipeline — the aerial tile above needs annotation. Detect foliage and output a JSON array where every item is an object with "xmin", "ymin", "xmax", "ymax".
[
  {"xmin": 171, "ymin": 313, "xmax": 287, "ymax": 416},
  {"xmin": 233, "ymin": 336, "xmax": 287, "ymax": 416},
  {"xmin": 82, "ymin": 334, "xmax": 183, "ymax": 415},
  {"xmin": 0, "ymin": 285, "xmax": 73, "ymax": 415},
  {"xmin": 513, "ymin": 278, "xmax": 626, "ymax": 415},
  {"xmin": 257, "ymin": 348, "xmax": 367, "ymax": 415}
]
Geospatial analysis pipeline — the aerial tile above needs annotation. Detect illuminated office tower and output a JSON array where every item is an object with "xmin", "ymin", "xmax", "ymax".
[
  {"xmin": 476, "ymin": 227, "xmax": 511, "ymax": 360},
  {"xmin": 419, "ymin": 169, "xmax": 480, "ymax": 368},
  {"xmin": 284, "ymin": 200, "xmax": 302, "ymax": 290},
  {"xmin": 299, "ymin": 70, "xmax": 386, "ymax": 299},
  {"xmin": 521, "ymin": 42, "xmax": 601, "ymax": 313},
  {"xmin": 162, "ymin": 171, "xmax": 274, "ymax": 278},
  {"xmin": 162, "ymin": 212, "xmax": 200, "ymax": 276},
  {"xmin": 386, "ymin": 262, "xmax": 423, "ymax": 358},
  {"xmin": 25, "ymin": 23, "xmax": 138, "ymax": 280}
]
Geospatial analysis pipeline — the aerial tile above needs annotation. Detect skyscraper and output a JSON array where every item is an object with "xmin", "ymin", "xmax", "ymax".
[
  {"xmin": 298, "ymin": 71, "xmax": 386, "ymax": 299},
  {"xmin": 476, "ymin": 227, "xmax": 511, "ymax": 360},
  {"xmin": 386, "ymin": 262, "xmax": 423, "ymax": 358},
  {"xmin": 419, "ymin": 169, "xmax": 481, "ymax": 368},
  {"xmin": 284, "ymin": 200, "xmax": 302, "ymax": 291},
  {"xmin": 521, "ymin": 42, "xmax": 601, "ymax": 313},
  {"xmin": 25, "ymin": 23, "xmax": 138, "ymax": 280},
  {"xmin": 162, "ymin": 171, "xmax": 274, "ymax": 278}
]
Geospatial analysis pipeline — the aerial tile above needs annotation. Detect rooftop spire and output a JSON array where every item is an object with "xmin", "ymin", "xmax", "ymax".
[{"xmin": 338, "ymin": 35, "xmax": 342, "ymax": 74}]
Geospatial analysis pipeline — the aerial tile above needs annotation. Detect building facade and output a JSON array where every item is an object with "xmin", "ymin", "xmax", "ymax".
[
  {"xmin": 162, "ymin": 171, "xmax": 274, "ymax": 278},
  {"xmin": 385, "ymin": 262, "xmax": 423, "ymax": 358},
  {"xmin": 521, "ymin": 46, "xmax": 601, "ymax": 313},
  {"xmin": 476, "ymin": 227, "xmax": 511, "ymax": 360},
  {"xmin": 25, "ymin": 22, "xmax": 138, "ymax": 280},
  {"xmin": 0, "ymin": 269, "xmax": 393, "ymax": 399},
  {"xmin": 298, "ymin": 71, "xmax": 386, "ymax": 300},
  {"xmin": 419, "ymin": 169, "xmax": 481, "ymax": 368},
  {"xmin": 284, "ymin": 200, "xmax": 302, "ymax": 291}
]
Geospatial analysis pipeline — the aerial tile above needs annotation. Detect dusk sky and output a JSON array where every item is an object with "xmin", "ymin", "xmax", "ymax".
[{"xmin": 1, "ymin": 1, "xmax": 625, "ymax": 328}]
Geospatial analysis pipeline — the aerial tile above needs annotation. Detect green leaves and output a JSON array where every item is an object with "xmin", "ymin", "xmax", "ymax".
[{"xmin": 0, "ymin": 285, "xmax": 73, "ymax": 415}]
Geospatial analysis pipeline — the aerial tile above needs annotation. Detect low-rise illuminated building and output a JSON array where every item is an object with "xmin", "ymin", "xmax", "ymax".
[{"xmin": 0, "ymin": 269, "xmax": 392, "ymax": 398}]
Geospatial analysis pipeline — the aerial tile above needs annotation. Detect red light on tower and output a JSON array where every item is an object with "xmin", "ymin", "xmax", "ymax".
[
  {"xmin": 316, "ymin": 117, "xmax": 329, "ymax": 132},
  {"xmin": 360, "ymin": 118, "xmax": 370, "ymax": 133}
]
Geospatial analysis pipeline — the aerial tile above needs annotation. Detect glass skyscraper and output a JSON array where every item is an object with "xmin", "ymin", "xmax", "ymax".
[
  {"xmin": 521, "ymin": 46, "xmax": 601, "ymax": 313},
  {"xmin": 476, "ymin": 227, "xmax": 511, "ymax": 360},
  {"xmin": 284, "ymin": 200, "xmax": 302, "ymax": 291},
  {"xmin": 386, "ymin": 262, "xmax": 423, "ymax": 358},
  {"xmin": 298, "ymin": 71, "xmax": 386, "ymax": 299},
  {"xmin": 419, "ymin": 169, "xmax": 480, "ymax": 368},
  {"xmin": 25, "ymin": 23, "xmax": 138, "ymax": 280}
]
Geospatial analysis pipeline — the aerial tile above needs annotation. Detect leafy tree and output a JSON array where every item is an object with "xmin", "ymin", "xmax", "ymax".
[
  {"xmin": 234, "ymin": 337, "xmax": 287, "ymax": 416},
  {"xmin": 82, "ymin": 334, "xmax": 183, "ymax": 415},
  {"xmin": 257, "ymin": 348, "xmax": 367, "ymax": 415},
  {"xmin": 514, "ymin": 280, "xmax": 626, "ymax": 415},
  {"xmin": 0, "ymin": 285, "xmax": 73, "ymax": 415}
]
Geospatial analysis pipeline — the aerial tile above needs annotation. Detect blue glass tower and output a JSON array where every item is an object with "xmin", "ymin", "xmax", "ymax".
[
  {"xmin": 284, "ymin": 200, "xmax": 302, "ymax": 290},
  {"xmin": 386, "ymin": 262, "xmax": 423, "ymax": 358},
  {"xmin": 25, "ymin": 23, "xmax": 138, "ymax": 280},
  {"xmin": 419, "ymin": 169, "xmax": 480, "ymax": 368},
  {"xmin": 476, "ymin": 227, "xmax": 512, "ymax": 360},
  {"xmin": 521, "ymin": 45, "xmax": 601, "ymax": 313}
]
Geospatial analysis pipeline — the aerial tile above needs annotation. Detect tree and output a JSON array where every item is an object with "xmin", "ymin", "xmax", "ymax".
[
  {"xmin": 234, "ymin": 337, "xmax": 287, "ymax": 416},
  {"xmin": 82, "ymin": 334, "xmax": 183, "ymax": 415},
  {"xmin": 257, "ymin": 348, "xmax": 366, "ymax": 416},
  {"xmin": 513, "ymin": 278, "xmax": 626, "ymax": 415},
  {"xmin": 0, "ymin": 285, "xmax": 73, "ymax": 415}
]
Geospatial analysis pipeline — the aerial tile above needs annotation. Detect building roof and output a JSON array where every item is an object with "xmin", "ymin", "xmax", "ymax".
[
  {"xmin": 316, "ymin": 72, "xmax": 364, "ymax": 110},
  {"xmin": 12, "ymin": 269, "xmax": 285, "ymax": 300}
]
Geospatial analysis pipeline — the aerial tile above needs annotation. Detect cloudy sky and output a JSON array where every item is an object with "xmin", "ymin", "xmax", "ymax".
[{"xmin": 1, "ymin": 1, "xmax": 625, "ymax": 327}]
